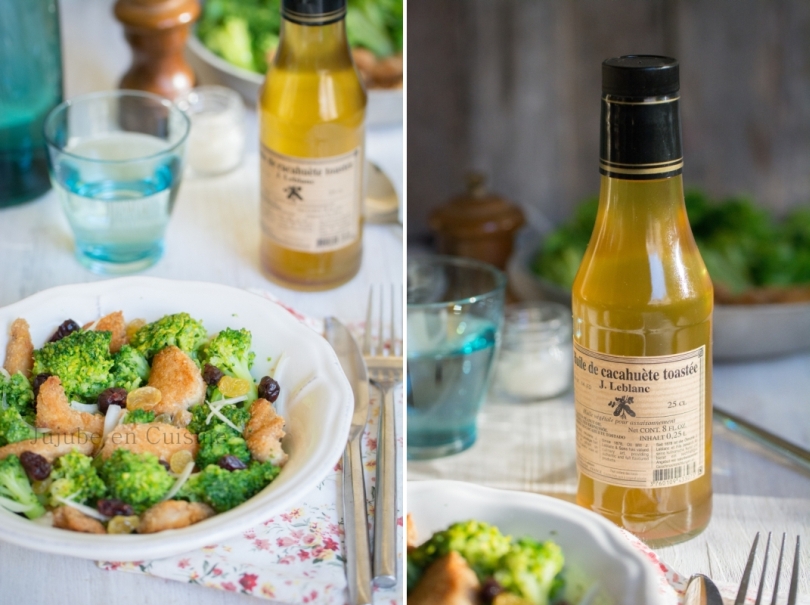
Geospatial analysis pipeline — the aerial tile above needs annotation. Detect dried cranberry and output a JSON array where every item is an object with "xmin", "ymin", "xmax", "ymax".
[
  {"xmin": 49, "ymin": 319, "xmax": 81, "ymax": 343},
  {"xmin": 97, "ymin": 387, "xmax": 128, "ymax": 414},
  {"xmin": 97, "ymin": 499, "xmax": 134, "ymax": 518},
  {"xmin": 159, "ymin": 460, "xmax": 171, "ymax": 471},
  {"xmin": 19, "ymin": 451, "xmax": 52, "ymax": 481},
  {"xmin": 480, "ymin": 578, "xmax": 503, "ymax": 604},
  {"xmin": 258, "ymin": 376, "xmax": 280, "ymax": 402},
  {"xmin": 202, "ymin": 364, "xmax": 225, "ymax": 387},
  {"xmin": 217, "ymin": 455, "xmax": 247, "ymax": 471}
]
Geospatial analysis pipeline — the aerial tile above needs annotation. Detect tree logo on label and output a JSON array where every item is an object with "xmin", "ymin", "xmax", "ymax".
[
  {"xmin": 284, "ymin": 186, "xmax": 303, "ymax": 201},
  {"xmin": 609, "ymin": 395, "xmax": 636, "ymax": 419}
]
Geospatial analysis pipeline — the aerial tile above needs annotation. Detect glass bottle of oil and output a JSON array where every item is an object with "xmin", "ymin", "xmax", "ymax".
[
  {"xmin": 259, "ymin": 0, "xmax": 366, "ymax": 290},
  {"xmin": 572, "ymin": 56, "xmax": 713, "ymax": 545}
]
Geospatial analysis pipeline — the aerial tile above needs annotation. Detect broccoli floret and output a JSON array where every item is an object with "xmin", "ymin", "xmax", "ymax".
[
  {"xmin": 129, "ymin": 312, "xmax": 208, "ymax": 362},
  {"xmin": 122, "ymin": 409, "xmax": 156, "ymax": 424},
  {"xmin": 187, "ymin": 401, "xmax": 251, "ymax": 435},
  {"xmin": 99, "ymin": 449, "xmax": 174, "ymax": 513},
  {"xmin": 31, "ymin": 330, "xmax": 114, "ymax": 402},
  {"xmin": 198, "ymin": 328, "xmax": 257, "ymax": 403},
  {"xmin": 0, "ymin": 408, "xmax": 36, "ymax": 446},
  {"xmin": 0, "ymin": 455, "xmax": 45, "ymax": 519},
  {"xmin": 110, "ymin": 345, "xmax": 150, "ymax": 391},
  {"xmin": 408, "ymin": 520, "xmax": 513, "ymax": 581},
  {"xmin": 46, "ymin": 449, "xmax": 107, "ymax": 507},
  {"xmin": 493, "ymin": 538, "xmax": 565, "ymax": 605},
  {"xmin": 1, "ymin": 371, "xmax": 35, "ymax": 413},
  {"xmin": 196, "ymin": 423, "xmax": 251, "ymax": 468},
  {"xmin": 178, "ymin": 460, "xmax": 280, "ymax": 513}
]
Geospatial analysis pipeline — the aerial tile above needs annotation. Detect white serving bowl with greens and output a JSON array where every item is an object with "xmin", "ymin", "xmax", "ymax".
[
  {"xmin": 408, "ymin": 481, "xmax": 660, "ymax": 605},
  {"xmin": 0, "ymin": 277, "xmax": 353, "ymax": 560}
]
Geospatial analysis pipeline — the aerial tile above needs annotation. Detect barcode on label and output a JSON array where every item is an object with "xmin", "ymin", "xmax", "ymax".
[
  {"xmin": 653, "ymin": 462, "xmax": 697, "ymax": 484},
  {"xmin": 317, "ymin": 237, "xmax": 339, "ymax": 247}
]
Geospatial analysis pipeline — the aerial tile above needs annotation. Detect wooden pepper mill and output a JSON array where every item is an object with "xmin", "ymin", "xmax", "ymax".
[
  {"xmin": 114, "ymin": 0, "xmax": 200, "ymax": 100},
  {"xmin": 429, "ymin": 172, "xmax": 525, "ymax": 270}
]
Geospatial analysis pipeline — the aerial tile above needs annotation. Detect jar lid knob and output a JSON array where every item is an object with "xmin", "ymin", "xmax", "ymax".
[{"xmin": 466, "ymin": 171, "xmax": 488, "ymax": 199}]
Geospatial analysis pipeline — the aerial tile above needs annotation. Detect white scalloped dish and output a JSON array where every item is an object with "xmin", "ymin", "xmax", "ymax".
[
  {"xmin": 408, "ymin": 481, "xmax": 661, "ymax": 605},
  {"xmin": 0, "ymin": 277, "xmax": 354, "ymax": 561}
]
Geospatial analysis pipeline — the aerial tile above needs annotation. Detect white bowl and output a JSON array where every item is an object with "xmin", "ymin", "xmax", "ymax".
[
  {"xmin": 185, "ymin": 35, "xmax": 403, "ymax": 126},
  {"xmin": 0, "ymin": 277, "xmax": 354, "ymax": 561},
  {"xmin": 408, "ymin": 481, "xmax": 661, "ymax": 605}
]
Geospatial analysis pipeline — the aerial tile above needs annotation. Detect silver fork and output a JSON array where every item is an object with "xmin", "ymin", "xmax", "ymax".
[
  {"xmin": 363, "ymin": 284, "xmax": 403, "ymax": 588},
  {"xmin": 735, "ymin": 532, "xmax": 802, "ymax": 605}
]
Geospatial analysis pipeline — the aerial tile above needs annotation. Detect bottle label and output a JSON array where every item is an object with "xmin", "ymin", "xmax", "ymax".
[
  {"xmin": 260, "ymin": 145, "xmax": 362, "ymax": 253},
  {"xmin": 573, "ymin": 343, "xmax": 706, "ymax": 489}
]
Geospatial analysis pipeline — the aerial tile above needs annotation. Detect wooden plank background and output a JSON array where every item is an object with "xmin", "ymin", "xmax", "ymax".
[{"xmin": 407, "ymin": 0, "xmax": 810, "ymax": 240}]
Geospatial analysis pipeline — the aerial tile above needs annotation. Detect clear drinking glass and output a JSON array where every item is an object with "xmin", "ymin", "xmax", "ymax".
[
  {"xmin": 407, "ymin": 255, "xmax": 506, "ymax": 459},
  {"xmin": 43, "ymin": 90, "xmax": 190, "ymax": 274},
  {"xmin": 0, "ymin": 0, "xmax": 63, "ymax": 207}
]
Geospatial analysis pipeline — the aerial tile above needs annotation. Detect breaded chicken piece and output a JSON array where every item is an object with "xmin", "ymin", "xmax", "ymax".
[
  {"xmin": 3, "ymin": 318, "xmax": 34, "ymax": 378},
  {"xmin": 84, "ymin": 311, "xmax": 127, "ymax": 353},
  {"xmin": 244, "ymin": 398, "xmax": 287, "ymax": 466},
  {"xmin": 36, "ymin": 376, "xmax": 104, "ymax": 437},
  {"xmin": 0, "ymin": 436, "xmax": 94, "ymax": 462},
  {"xmin": 53, "ymin": 506, "xmax": 106, "ymax": 534},
  {"xmin": 99, "ymin": 422, "xmax": 198, "ymax": 462},
  {"xmin": 406, "ymin": 513, "xmax": 418, "ymax": 550},
  {"xmin": 408, "ymin": 551, "xmax": 481, "ymax": 605},
  {"xmin": 147, "ymin": 346, "xmax": 206, "ymax": 419},
  {"xmin": 138, "ymin": 500, "xmax": 215, "ymax": 534}
]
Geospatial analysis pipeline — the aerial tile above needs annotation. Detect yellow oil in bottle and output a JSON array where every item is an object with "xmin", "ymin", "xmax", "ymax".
[
  {"xmin": 573, "ymin": 176, "xmax": 713, "ymax": 545},
  {"xmin": 572, "ymin": 56, "xmax": 713, "ymax": 546},
  {"xmin": 259, "ymin": 9, "xmax": 366, "ymax": 290}
]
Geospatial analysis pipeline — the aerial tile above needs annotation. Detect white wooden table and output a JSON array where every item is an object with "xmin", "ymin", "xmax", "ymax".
[
  {"xmin": 409, "ymin": 351, "xmax": 810, "ymax": 600},
  {"xmin": 0, "ymin": 1, "xmax": 403, "ymax": 603}
]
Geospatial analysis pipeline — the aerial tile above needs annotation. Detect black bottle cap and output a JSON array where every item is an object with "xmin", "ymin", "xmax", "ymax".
[
  {"xmin": 282, "ymin": 0, "xmax": 346, "ymax": 25},
  {"xmin": 602, "ymin": 56, "xmax": 679, "ymax": 97}
]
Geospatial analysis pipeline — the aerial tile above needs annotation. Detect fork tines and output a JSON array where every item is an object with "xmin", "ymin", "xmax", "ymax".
[
  {"xmin": 363, "ymin": 284, "xmax": 403, "ymax": 366},
  {"xmin": 735, "ymin": 532, "xmax": 802, "ymax": 605}
]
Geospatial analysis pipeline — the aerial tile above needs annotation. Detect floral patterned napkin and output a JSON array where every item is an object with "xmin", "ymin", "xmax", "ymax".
[{"xmin": 98, "ymin": 292, "xmax": 403, "ymax": 605}]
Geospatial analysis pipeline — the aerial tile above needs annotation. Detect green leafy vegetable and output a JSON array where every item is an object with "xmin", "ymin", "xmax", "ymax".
[
  {"xmin": 0, "ymin": 455, "xmax": 46, "ymax": 519},
  {"xmin": 177, "ymin": 460, "xmax": 281, "ymax": 513},
  {"xmin": 47, "ymin": 450, "xmax": 107, "ymax": 507},
  {"xmin": 197, "ymin": 0, "xmax": 403, "ymax": 75},
  {"xmin": 533, "ymin": 192, "xmax": 810, "ymax": 296},
  {"xmin": 31, "ymin": 330, "xmax": 114, "ymax": 402}
]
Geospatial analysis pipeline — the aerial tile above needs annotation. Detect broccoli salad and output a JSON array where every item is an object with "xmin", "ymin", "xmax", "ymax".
[
  {"xmin": 407, "ymin": 520, "xmax": 567, "ymax": 605},
  {"xmin": 0, "ymin": 311, "xmax": 290, "ymax": 535}
]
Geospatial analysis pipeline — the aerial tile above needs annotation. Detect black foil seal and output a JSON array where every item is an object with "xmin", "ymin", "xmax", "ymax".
[
  {"xmin": 600, "ymin": 56, "xmax": 683, "ymax": 180},
  {"xmin": 282, "ymin": 0, "xmax": 346, "ymax": 25}
]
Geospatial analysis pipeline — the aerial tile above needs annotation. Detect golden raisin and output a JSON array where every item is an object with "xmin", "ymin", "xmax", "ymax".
[
  {"xmin": 126, "ymin": 319, "xmax": 147, "ymax": 342},
  {"xmin": 169, "ymin": 450, "xmax": 194, "ymax": 474},
  {"xmin": 107, "ymin": 515, "xmax": 140, "ymax": 534},
  {"xmin": 218, "ymin": 376, "xmax": 251, "ymax": 398},
  {"xmin": 127, "ymin": 386, "xmax": 162, "ymax": 410}
]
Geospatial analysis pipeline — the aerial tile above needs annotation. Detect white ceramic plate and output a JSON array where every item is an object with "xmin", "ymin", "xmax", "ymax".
[
  {"xmin": 185, "ymin": 35, "xmax": 403, "ymax": 126},
  {"xmin": 0, "ymin": 277, "xmax": 354, "ymax": 561},
  {"xmin": 507, "ymin": 228, "xmax": 810, "ymax": 360},
  {"xmin": 408, "ymin": 481, "xmax": 661, "ymax": 605}
]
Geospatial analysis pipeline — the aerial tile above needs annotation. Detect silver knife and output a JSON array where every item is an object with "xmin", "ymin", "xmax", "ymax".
[{"xmin": 325, "ymin": 317, "xmax": 373, "ymax": 605}]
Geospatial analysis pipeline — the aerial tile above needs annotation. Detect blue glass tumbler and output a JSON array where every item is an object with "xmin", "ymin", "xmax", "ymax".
[{"xmin": 0, "ymin": 0, "xmax": 63, "ymax": 207}]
